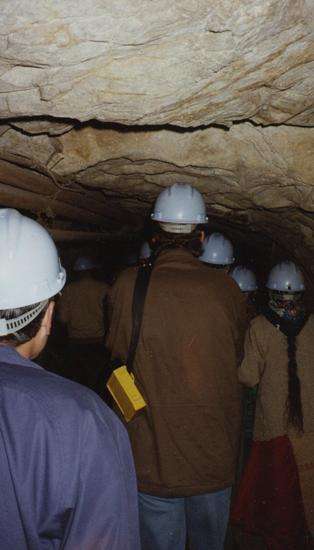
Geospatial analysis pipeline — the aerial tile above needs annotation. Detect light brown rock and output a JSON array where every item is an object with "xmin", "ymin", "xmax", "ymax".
[
  {"xmin": 0, "ymin": 0, "xmax": 313, "ymax": 126},
  {"xmin": 0, "ymin": 123, "xmax": 313, "ymax": 279}
]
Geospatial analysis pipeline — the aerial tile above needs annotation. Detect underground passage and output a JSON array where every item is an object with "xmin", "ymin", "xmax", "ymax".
[{"xmin": 0, "ymin": 1, "xmax": 313, "ymax": 549}]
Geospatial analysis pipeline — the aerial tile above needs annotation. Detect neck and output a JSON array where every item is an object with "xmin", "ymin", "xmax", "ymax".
[{"xmin": 16, "ymin": 340, "xmax": 35, "ymax": 359}]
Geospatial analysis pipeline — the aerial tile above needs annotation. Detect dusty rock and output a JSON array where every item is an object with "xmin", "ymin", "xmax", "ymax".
[
  {"xmin": 0, "ymin": 0, "xmax": 313, "ymax": 127},
  {"xmin": 0, "ymin": 122, "xmax": 313, "ymax": 277},
  {"xmin": 0, "ymin": 0, "xmax": 313, "ymax": 292}
]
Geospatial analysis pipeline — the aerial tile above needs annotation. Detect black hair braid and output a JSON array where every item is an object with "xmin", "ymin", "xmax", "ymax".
[{"xmin": 286, "ymin": 332, "xmax": 304, "ymax": 433}]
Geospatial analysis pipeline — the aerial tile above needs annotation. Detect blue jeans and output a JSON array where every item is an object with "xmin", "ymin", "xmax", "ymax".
[{"xmin": 139, "ymin": 487, "xmax": 232, "ymax": 550}]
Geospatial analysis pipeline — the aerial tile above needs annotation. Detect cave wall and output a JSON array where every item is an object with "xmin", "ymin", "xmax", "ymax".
[
  {"xmin": 0, "ymin": 0, "xmax": 313, "ymax": 288},
  {"xmin": 0, "ymin": 122, "xmax": 313, "ymax": 275},
  {"xmin": 1, "ymin": 0, "xmax": 313, "ymax": 126}
]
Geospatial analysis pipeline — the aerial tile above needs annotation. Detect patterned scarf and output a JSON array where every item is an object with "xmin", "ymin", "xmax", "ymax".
[
  {"xmin": 263, "ymin": 296, "xmax": 309, "ymax": 433},
  {"xmin": 269, "ymin": 291, "xmax": 305, "ymax": 322}
]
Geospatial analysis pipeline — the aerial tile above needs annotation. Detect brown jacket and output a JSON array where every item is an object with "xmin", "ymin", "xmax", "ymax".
[
  {"xmin": 107, "ymin": 248, "xmax": 247, "ymax": 497},
  {"xmin": 59, "ymin": 275, "xmax": 109, "ymax": 339},
  {"xmin": 239, "ymin": 313, "xmax": 314, "ymax": 441},
  {"xmin": 238, "ymin": 313, "xmax": 314, "ymax": 531}
]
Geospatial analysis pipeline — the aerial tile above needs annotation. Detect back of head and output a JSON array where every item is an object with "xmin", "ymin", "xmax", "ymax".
[
  {"xmin": 199, "ymin": 233, "xmax": 234, "ymax": 267},
  {"xmin": 266, "ymin": 261, "xmax": 305, "ymax": 293},
  {"xmin": 139, "ymin": 241, "xmax": 152, "ymax": 260},
  {"xmin": 266, "ymin": 260, "xmax": 306, "ymax": 433},
  {"xmin": 73, "ymin": 256, "xmax": 95, "ymax": 272},
  {"xmin": 0, "ymin": 209, "xmax": 66, "ymax": 342},
  {"xmin": 266, "ymin": 260, "xmax": 305, "ymax": 322},
  {"xmin": 230, "ymin": 266, "xmax": 258, "ymax": 292},
  {"xmin": 150, "ymin": 184, "xmax": 207, "ymax": 257},
  {"xmin": 151, "ymin": 183, "xmax": 208, "ymax": 235}
]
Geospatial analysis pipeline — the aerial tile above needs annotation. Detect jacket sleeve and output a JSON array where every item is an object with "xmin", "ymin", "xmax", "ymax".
[
  {"xmin": 62, "ymin": 402, "xmax": 140, "ymax": 550},
  {"xmin": 230, "ymin": 283, "xmax": 249, "ymax": 366},
  {"xmin": 105, "ymin": 269, "xmax": 135, "ymax": 360},
  {"xmin": 238, "ymin": 319, "xmax": 265, "ymax": 388}
]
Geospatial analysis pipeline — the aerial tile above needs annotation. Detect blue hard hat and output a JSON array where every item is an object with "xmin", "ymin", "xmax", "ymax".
[{"xmin": 73, "ymin": 256, "xmax": 95, "ymax": 271}]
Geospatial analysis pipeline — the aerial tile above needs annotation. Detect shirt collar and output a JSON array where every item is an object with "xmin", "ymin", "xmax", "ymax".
[{"xmin": 0, "ymin": 345, "xmax": 42, "ymax": 370}]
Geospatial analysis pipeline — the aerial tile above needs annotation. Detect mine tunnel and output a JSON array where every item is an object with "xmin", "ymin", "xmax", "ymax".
[
  {"xmin": 0, "ymin": 1, "xmax": 313, "ymax": 549},
  {"xmin": 0, "ymin": 121, "xmax": 313, "ymax": 301}
]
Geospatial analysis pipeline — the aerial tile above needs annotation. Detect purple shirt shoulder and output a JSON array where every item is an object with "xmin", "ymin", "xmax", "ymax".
[{"xmin": 0, "ymin": 346, "xmax": 140, "ymax": 549}]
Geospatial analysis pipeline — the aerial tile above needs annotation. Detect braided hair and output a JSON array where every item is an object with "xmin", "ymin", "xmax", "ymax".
[
  {"xmin": 286, "ymin": 331, "xmax": 303, "ymax": 432},
  {"xmin": 263, "ymin": 300, "xmax": 308, "ymax": 433}
]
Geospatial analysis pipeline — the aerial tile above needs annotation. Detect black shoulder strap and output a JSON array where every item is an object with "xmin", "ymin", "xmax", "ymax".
[{"xmin": 126, "ymin": 265, "xmax": 152, "ymax": 373}]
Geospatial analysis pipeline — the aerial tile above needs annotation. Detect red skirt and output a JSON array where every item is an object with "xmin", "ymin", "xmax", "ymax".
[{"xmin": 231, "ymin": 435, "xmax": 309, "ymax": 549}]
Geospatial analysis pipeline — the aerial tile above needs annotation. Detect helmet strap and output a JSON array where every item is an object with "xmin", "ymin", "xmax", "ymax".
[
  {"xmin": 0, "ymin": 300, "xmax": 48, "ymax": 338},
  {"xmin": 159, "ymin": 222, "xmax": 197, "ymax": 234}
]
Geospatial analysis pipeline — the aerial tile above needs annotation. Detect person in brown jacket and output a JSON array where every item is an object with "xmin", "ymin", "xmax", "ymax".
[
  {"xmin": 230, "ymin": 265, "xmax": 259, "ymax": 323},
  {"xmin": 58, "ymin": 256, "xmax": 110, "ymax": 396},
  {"xmin": 230, "ymin": 265, "xmax": 259, "ymax": 468},
  {"xmin": 106, "ymin": 184, "xmax": 247, "ymax": 550},
  {"xmin": 199, "ymin": 232, "xmax": 235, "ymax": 273},
  {"xmin": 231, "ymin": 261, "xmax": 314, "ymax": 550}
]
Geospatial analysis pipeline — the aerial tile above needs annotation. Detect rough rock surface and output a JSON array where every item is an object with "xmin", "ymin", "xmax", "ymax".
[
  {"xmin": 0, "ymin": 0, "xmax": 313, "ymax": 127},
  {"xmin": 0, "ymin": 122, "xmax": 313, "ymax": 280},
  {"xmin": 0, "ymin": 0, "xmax": 313, "ymax": 292}
]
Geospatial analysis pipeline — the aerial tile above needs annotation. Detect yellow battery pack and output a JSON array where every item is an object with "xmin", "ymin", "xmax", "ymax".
[{"xmin": 106, "ymin": 366, "xmax": 147, "ymax": 422}]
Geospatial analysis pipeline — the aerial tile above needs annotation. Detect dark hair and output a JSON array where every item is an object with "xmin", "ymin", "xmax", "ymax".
[
  {"xmin": 0, "ymin": 302, "xmax": 49, "ymax": 345},
  {"xmin": 262, "ymin": 302, "xmax": 307, "ymax": 433},
  {"xmin": 150, "ymin": 226, "xmax": 203, "ymax": 257},
  {"xmin": 286, "ymin": 333, "xmax": 304, "ymax": 432}
]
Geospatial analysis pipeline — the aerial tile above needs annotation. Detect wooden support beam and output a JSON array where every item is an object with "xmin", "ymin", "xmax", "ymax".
[
  {"xmin": 49, "ymin": 229, "xmax": 107, "ymax": 242},
  {"xmin": 0, "ymin": 152, "xmax": 142, "ymax": 230},
  {"xmin": 48, "ymin": 228, "xmax": 138, "ymax": 242},
  {"xmin": 0, "ymin": 155, "xmax": 118, "ymax": 224},
  {"xmin": 0, "ymin": 181, "xmax": 106, "ymax": 225}
]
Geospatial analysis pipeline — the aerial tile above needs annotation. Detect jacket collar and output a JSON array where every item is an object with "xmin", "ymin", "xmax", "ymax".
[
  {"xmin": 0, "ymin": 345, "xmax": 42, "ymax": 370},
  {"xmin": 154, "ymin": 247, "xmax": 198, "ymax": 265}
]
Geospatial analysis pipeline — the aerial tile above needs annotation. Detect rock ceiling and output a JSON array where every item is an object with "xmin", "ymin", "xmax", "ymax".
[{"xmin": 0, "ymin": 0, "xmax": 313, "ymax": 278}]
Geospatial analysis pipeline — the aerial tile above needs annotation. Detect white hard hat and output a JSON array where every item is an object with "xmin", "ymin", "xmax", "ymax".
[
  {"xmin": 230, "ymin": 266, "xmax": 258, "ymax": 292},
  {"xmin": 139, "ymin": 241, "xmax": 151, "ymax": 260},
  {"xmin": 151, "ymin": 184, "xmax": 208, "ymax": 225},
  {"xmin": 0, "ymin": 209, "xmax": 66, "ymax": 309},
  {"xmin": 199, "ymin": 233, "xmax": 235, "ymax": 265},
  {"xmin": 266, "ymin": 261, "xmax": 305, "ymax": 292},
  {"xmin": 74, "ymin": 256, "xmax": 95, "ymax": 271}
]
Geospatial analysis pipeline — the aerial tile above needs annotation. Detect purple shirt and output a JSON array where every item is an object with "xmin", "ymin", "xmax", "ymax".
[{"xmin": 0, "ymin": 346, "xmax": 140, "ymax": 549}]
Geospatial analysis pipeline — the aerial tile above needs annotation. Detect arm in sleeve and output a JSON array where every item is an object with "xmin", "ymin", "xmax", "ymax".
[
  {"xmin": 230, "ymin": 283, "xmax": 249, "ymax": 366},
  {"xmin": 63, "ymin": 402, "xmax": 140, "ymax": 550},
  {"xmin": 105, "ymin": 270, "xmax": 135, "ymax": 359},
  {"xmin": 238, "ymin": 320, "xmax": 265, "ymax": 388}
]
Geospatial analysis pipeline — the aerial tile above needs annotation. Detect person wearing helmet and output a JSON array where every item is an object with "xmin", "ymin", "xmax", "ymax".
[
  {"xmin": 58, "ymin": 255, "xmax": 110, "ymax": 396},
  {"xmin": 230, "ymin": 266, "xmax": 259, "ymax": 482},
  {"xmin": 107, "ymin": 184, "xmax": 247, "ymax": 550},
  {"xmin": 139, "ymin": 241, "xmax": 151, "ymax": 259},
  {"xmin": 139, "ymin": 241, "xmax": 152, "ymax": 266},
  {"xmin": 199, "ymin": 232, "xmax": 235, "ymax": 272},
  {"xmin": 232, "ymin": 261, "xmax": 314, "ymax": 548},
  {"xmin": 230, "ymin": 265, "xmax": 258, "ymax": 295},
  {"xmin": 230, "ymin": 266, "xmax": 258, "ymax": 320},
  {"xmin": 0, "ymin": 209, "xmax": 139, "ymax": 550}
]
